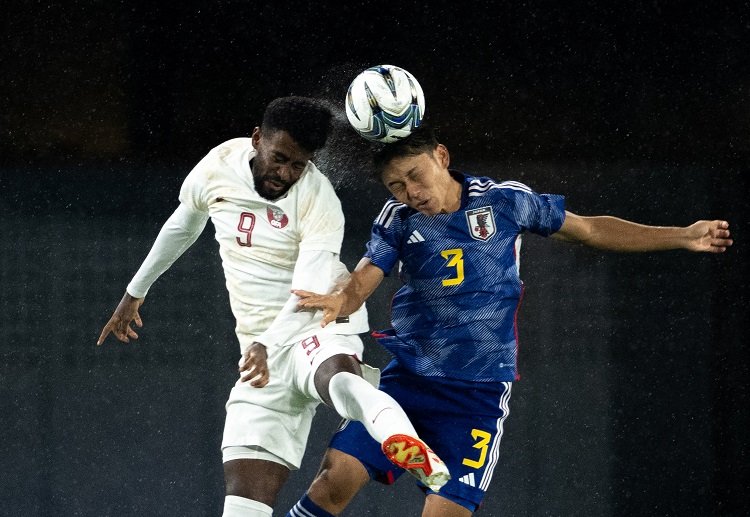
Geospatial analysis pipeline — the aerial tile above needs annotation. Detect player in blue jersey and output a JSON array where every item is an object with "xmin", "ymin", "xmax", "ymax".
[{"xmin": 286, "ymin": 124, "xmax": 733, "ymax": 517}]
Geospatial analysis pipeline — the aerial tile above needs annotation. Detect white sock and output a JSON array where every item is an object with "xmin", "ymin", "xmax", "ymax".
[
  {"xmin": 328, "ymin": 371, "xmax": 418, "ymax": 443},
  {"xmin": 222, "ymin": 495, "xmax": 272, "ymax": 517}
]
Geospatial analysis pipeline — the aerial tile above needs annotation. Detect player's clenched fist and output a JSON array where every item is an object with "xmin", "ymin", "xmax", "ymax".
[{"xmin": 238, "ymin": 342, "xmax": 270, "ymax": 387}]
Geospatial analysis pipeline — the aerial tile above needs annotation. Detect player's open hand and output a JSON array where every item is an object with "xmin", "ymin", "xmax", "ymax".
[
  {"xmin": 239, "ymin": 342, "xmax": 270, "ymax": 388},
  {"xmin": 686, "ymin": 220, "xmax": 733, "ymax": 253},
  {"xmin": 293, "ymin": 289, "xmax": 344, "ymax": 328},
  {"xmin": 97, "ymin": 292, "xmax": 144, "ymax": 345}
]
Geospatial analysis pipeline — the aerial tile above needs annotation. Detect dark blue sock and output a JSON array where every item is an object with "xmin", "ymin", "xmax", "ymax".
[{"xmin": 287, "ymin": 493, "xmax": 336, "ymax": 517}]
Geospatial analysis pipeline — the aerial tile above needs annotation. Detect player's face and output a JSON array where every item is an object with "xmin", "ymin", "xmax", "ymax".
[
  {"xmin": 250, "ymin": 128, "xmax": 312, "ymax": 200},
  {"xmin": 381, "ymin": 144, "xmax": 460, "ymax": 216}
]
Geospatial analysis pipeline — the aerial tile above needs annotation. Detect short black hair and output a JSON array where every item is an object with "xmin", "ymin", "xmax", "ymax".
[
  {"xmin": 260, "ymin": 96, "xmax": 333, "ymax": 153},
  {"xmin": 371, "ymin": 123, "xmax": 439, "ymax": 181}
]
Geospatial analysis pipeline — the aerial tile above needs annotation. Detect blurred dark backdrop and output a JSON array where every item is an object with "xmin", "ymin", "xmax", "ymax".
[{"xmin": 1, "ymin": 2, "xmax": 748, "ymax": 516}]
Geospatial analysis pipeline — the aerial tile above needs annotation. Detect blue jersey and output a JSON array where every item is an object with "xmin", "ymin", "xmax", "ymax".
[{"xmin": 365, "ymin": 172, "xmax": 566, "ymax": 382}]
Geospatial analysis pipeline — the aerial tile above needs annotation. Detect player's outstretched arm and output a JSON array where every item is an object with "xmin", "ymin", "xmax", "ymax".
[
  {"xmin": 294, "ymin": 257, "xmax": 385, "ymax": 327},
  {"xmin": 97, "ymin": 291, "xmax": 144, "ymax": 345},
  {"xmin": 553, "ymin": 211, "xmax": 733, "ymax": 253}
]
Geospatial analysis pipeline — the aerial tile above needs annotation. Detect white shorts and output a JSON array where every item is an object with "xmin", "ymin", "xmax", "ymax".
[{"xmin": 221, "ymin": 332, "xmax": 364, "ymax": 469}]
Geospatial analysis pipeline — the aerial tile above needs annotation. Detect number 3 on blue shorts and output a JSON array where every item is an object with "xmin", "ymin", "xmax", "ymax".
[{"xmin": 462, "ymin": 429, "xmax": 492, "ymax": 469}]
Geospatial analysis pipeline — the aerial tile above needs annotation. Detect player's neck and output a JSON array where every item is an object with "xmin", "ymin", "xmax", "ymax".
[{"xmin": 441, "ymin": 175, "xmax": 463, "ymax": 214}]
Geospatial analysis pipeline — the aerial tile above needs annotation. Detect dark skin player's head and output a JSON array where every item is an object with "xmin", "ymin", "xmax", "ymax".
[{"xmin": 250, "ymin": 97, "xmax": 333, "ymax": 200}]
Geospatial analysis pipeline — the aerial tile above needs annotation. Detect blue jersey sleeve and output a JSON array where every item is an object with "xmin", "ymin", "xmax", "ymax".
[
  {"xmin": 364, "ymin": 200, "xmax": 407, "ymax": 275},
  {"xmin": 498, "ymin": 181, "xmax": 566, "ymax": 236}
]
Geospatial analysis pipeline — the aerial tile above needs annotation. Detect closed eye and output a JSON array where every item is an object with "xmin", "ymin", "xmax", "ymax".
[
  {"xmin": 387, "ymin": 181, "xmax": 405, "ymax": 193},
  {"xmin": 273, "ymin": 152, "xmax": 306, "ymax": 172}
]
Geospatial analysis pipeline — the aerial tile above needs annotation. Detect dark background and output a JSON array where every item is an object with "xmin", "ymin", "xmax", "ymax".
[{"xmin": 1, "ymin": 2, "xmax": 748, "ymax": 516}]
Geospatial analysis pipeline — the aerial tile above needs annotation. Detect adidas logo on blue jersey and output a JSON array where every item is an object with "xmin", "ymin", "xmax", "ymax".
[
  {"xmin": 407, "ymin": 230, "xmax": 425, "ymax": 244},
  {"xmin": 459, "ymin": 472, "xmax": 476, "ymax": 487}
]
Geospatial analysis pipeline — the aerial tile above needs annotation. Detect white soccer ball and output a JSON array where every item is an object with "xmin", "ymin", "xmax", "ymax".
[{"xmin": 345, "ymin": 64, "xmax": 426, "ymax": 143}]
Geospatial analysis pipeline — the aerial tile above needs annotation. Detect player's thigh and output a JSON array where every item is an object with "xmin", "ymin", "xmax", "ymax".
[
  {"xmin": 223, "ymin": 333, "xmax": 364, "ymax": 469},
  {"xmin": 291, "ymin": 332, "xmax": 364, "ymax": 401},
  {"xmin": 223, "ymin": 458, "xmax": 290, "ymax": 505},
  {"xmin": 223, "ymin": 346, "xmax": 318, "ymax": 470}
]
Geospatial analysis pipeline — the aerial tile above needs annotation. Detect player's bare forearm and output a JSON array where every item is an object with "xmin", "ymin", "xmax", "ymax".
[
  {"xmin": 554, "ymin": 212, "xmax": 733, "ymax": 253},
  {"xmin": 335, "ymin": 258, "xmax": 384, "ymax": 316}
]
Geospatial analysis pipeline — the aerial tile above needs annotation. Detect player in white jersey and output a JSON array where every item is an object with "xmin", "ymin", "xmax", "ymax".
[{"xmin": 97, "ymin": 97, "xmax": 448, "ymax": 517}]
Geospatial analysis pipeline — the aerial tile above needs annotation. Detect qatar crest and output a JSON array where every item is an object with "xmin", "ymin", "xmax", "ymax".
[{"xmin": 267, "ymin": 206, "xmax": 289, "ymax": 229}]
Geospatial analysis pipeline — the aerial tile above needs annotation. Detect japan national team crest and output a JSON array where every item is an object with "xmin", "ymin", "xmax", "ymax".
[
  {"xmin": 266, "ymin": 207, "xmax": 289, "ymax": 229},
  {"xmin": 465, "ymin": 206, "xmax": 496, "ymax": 241}
]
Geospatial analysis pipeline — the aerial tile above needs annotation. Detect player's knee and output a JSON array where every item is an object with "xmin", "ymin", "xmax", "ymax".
[
  {"xmin": 308, "ymin": 452, "xmax": 368, "ymax": 511},
  {"xmin": 308, "ymin": 467, "xmax": 353, "ymax": 509},
  {"xmin": 314, "ymin": 355, "xmax": 361, "ymax": 405}
]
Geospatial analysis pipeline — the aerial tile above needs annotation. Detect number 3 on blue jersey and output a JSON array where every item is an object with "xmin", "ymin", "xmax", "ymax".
[
  {"xmin": 440, "ymin": 248, "xmax": 464, "ymax": 286},
  {"xmin": 462, "ymin": 428, "xmax": 492, "ymax": 468}
]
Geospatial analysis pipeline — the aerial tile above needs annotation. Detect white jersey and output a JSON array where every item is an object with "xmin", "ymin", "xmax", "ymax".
[{"xmin": 129, "ymin": 137, "xmax": 368, "ymax": 351}]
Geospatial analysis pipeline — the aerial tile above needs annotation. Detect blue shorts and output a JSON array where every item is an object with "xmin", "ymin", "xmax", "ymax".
[{"xmin": 329, "ymin": 360, "xmax": 513, "ymax": 512}]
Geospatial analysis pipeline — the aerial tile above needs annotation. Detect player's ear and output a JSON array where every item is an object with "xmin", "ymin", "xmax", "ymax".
[
  {"xmin": 435, "ymin": 144, "xmax": 450, "ymax": 169},
  {"xmin": 251, "ymin": 127, "xmax": 261, "ymax": 147}
]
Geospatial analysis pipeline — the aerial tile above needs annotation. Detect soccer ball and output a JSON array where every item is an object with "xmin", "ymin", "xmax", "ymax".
[{"xmin": 345, "ymin": 64, "xmax": 425, "ymax": 143}]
